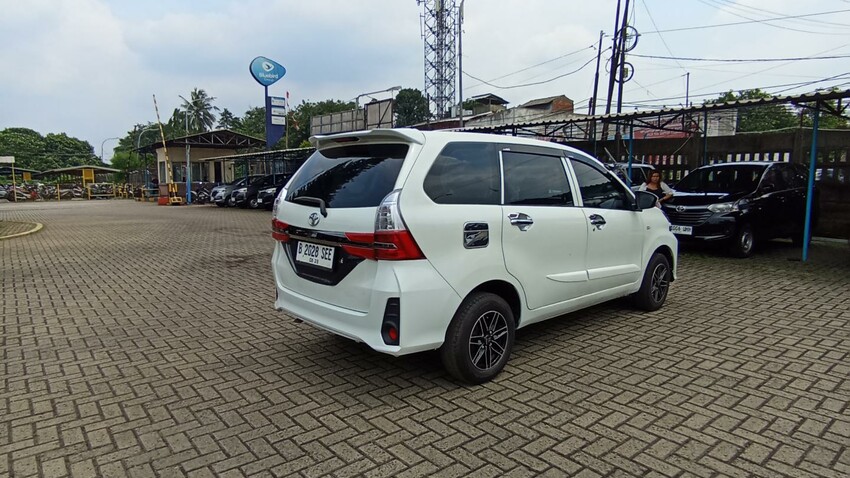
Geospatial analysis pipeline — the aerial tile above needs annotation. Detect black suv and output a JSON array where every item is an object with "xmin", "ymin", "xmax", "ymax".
[
  {"xmin": 663, "ymin": 161, "xmax": 818, "ymax": 257},
  {"xmin": 234, "ymin": 173, "xmax": 290, "ymax": 209}
]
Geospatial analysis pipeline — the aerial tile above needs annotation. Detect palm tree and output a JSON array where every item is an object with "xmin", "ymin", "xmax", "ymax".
[
  {"xmin": 217, "ymin": 108, "xmax": 241, "ymax": 130},
  {"xmin": 179, "ymin": 88, "xmax": 220, "ymax": 133}
]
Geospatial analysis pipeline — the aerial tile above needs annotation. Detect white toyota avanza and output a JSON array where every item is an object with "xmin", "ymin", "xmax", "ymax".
[{"xmin": 272, "ymin": 129, "xmax": 677, "ymax": 383}]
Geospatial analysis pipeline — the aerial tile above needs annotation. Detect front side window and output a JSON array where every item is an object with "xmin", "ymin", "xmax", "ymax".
[
  {"xmin": 760, "ymin": 166, "xmax": 788, "ymax": 191},
  {"xmin": 570, "ymin": 159, "xmax": 629, "ymax": 210},
  {"xmin": 503, "ymin": 152, "xmax": 573, "ymax": 206},
  {"xmin": 423, "ymin": 142, "xmax": 500, "ymax": 205},
  {"xmin": 286, "ymin": 143, "xmax": 408, "ymax": 208}
]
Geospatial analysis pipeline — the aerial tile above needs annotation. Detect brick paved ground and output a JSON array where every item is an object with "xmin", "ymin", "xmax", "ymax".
[
  {"xmin": 0, "ymin": 220, "xmax": 39, "ymax": 239},
  {"xmin": 1, "ymin": 200, "xmax": 849, "ymax": 478}
]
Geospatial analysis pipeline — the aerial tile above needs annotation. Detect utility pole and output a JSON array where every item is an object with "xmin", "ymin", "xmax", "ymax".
[
  {"xmin": 589, "ymin": 30, "xmax": 604, "ymax": 116},
  {"xmin": 685, "ymin": 72, "xmax": 690, "ymax": 106},
  {"xmin": 457, "ymin": 0, "xmax": 465, "ymax": 128},
  {"xmin": 615, "ymin": 0, "xmax": 632, "ymax": 115},
  {"xmin": 604, "ymin": 0, "xmax": 622, "ymax": 118}
]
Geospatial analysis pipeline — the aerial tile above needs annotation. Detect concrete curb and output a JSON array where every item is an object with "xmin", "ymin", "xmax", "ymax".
[{"xmin": 0, "ymin": 221, "xmax": 44, "ymax": 240}]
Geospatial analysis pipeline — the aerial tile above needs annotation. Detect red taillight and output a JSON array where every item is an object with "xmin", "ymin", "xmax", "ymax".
[
  {"xmin": 342, "ymin": 230, "xmax": 425, "ymax": 261},
  {"xmin": 387, "ymin": 326, "xmax": 399, "ymax": 342},
  {"xmin": 271, "ymin": 219, "xmax": 290, "ymax": 242}
]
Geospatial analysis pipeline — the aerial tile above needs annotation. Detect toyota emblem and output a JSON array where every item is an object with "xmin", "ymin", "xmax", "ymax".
[
  {"xmin": 308, "ymin": 212, "xmax": 320, "ymax": 227},
  {"xmin": 676, "ymin": 206, "xmax": 686, "ymax": 212}
]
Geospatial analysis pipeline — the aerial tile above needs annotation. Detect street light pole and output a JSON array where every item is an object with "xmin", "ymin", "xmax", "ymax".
[
  {"xmin": 137, "ymin": 125, "xmax": 158, "ymax": 189},
  {"xmin": 100, "ymin": 137, "xmax": 120, "ymax": 163},
  {"xmin": 178, "ymin": 95, "xmax": 192, "ymax": 204}
]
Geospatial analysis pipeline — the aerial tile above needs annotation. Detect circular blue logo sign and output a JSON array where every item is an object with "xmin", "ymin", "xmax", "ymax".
[{"xmin": 250, "ymin": 56, "xmax": 286, "ymax": 87}]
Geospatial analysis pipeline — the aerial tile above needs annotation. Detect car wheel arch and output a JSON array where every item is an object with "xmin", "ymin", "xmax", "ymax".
[
  {"xmin": 651, "ymin": 245, "xmax": 676, "ymax": 282},
  {"xmin": 464, "ymin": 280, "xmax": 523, "ymax": 327}
]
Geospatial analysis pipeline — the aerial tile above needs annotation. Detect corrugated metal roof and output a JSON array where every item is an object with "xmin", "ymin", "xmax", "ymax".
[
  {"xmin": 36, "ymin": 165, "xmax": 120, "ymax": 175},
  {"xmin": 468, "ymin": 93, "xmax": 509, "ymax": 104},
  {"xmin": 520, "ymin": 95, "xmax": 571, "ymax": 108},
  {"xmin": 462, "ymin": 89, "xmax": 850, "ymax": 132}
]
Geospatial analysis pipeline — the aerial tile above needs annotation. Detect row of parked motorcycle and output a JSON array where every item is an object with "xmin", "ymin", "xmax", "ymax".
[
  {"xmin": 208, "ymin": 173, "xmax": 292, "ymax": 210},
  {"xmin": 0, "ymin": 183, "xmax": 106, "ymax": 201}
]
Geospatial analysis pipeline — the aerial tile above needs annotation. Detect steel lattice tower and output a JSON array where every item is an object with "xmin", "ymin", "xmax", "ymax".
[{"xmin": 419, "ymin": 0, "xmax": 457, "ymax": 120}]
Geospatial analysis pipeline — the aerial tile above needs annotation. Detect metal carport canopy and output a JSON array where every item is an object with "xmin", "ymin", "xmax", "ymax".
[{"xmin": 461, "ymin": 88, "xmax": 850, "ymax": 263}]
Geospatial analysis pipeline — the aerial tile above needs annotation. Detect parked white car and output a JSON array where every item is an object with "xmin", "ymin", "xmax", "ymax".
[{"xmin": 271, "ymin": 129, "xmax": 677, "ymax": 383}]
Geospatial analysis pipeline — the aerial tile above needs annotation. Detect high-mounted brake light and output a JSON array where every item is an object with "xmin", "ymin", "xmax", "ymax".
[
  {"xmin": 341, "ymin": 190, "xmax": 425, "ymax": 261},
  {"xmin": 271, "ymin": 219, "xmax": 290, "ymax": 242}
]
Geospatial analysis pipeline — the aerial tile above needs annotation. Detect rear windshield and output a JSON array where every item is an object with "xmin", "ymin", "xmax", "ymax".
[
  {"xmin": 285, "ymin": 143, "xmax": 408, "ymax": 208},
  {"xmin": 675, "ymin": 165, "xmax": 766, "ymax": 193}
]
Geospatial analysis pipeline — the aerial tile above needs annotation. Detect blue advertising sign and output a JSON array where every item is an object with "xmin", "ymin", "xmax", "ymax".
[{"xmin": 249, "ymin": 56, "xmax": 286, "ymax": 87}]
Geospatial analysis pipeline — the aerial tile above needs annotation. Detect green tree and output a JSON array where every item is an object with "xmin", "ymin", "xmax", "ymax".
[
  {"xmin": 109, "ymin": 150, "xmax": 144, "ymax": 182},
  {"xmin": 708, "ymin": 89, "xmax": 796, "ymax": 132},
  {"xmin": 179, "ymin": 88, "xmax": 220, "ymax": 133},
  {"xmin": 44, "ymin": 133, "xmax": 98, "ymax": 166},
  {"xmin": 287, "ymin": 99, "xmax": 356, "ymax": 148},
  {"xmin": 217, "ymin": 108, "xmax": 241, "ymax": 130},
  {"xmin": 394, "ymin": 88, "xmax": 431, "ymax": 127},
  {"xmin": 237, "ymin": 106, "xmax": 266, "ymax": 139},
  {"xmin": 0, "ymin": 128, "xmax": 48, "ymax": 170},
  {"xmin": 800, "ymin": 89, "xmax": 849, "ymax": 129}
]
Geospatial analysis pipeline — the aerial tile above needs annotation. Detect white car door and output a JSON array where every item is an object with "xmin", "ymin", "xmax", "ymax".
[
  {"xmin": 568, "ymin": 157, "xmax": 645, "ymax": 293},
  {"xmin": 500, "ymin": 148, "xmax": 589, "ymax": 310}
]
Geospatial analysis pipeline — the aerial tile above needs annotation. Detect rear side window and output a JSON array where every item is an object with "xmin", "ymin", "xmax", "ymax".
[
  {"xmin": 503, "ymin": 152, "xmax": 573, "ymax": 206},
  {"xmin": 423, "ymin": 142, "xmax": 500, "ymax": 205},
  {"xmin": 286, "ymin": 143, "xmax": 408, "ymax": 208}
]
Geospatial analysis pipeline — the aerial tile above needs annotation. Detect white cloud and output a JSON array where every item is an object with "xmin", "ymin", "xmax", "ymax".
[{"xmin": 1, "ymin": 0, "xmax": 849, "ymax": 159}]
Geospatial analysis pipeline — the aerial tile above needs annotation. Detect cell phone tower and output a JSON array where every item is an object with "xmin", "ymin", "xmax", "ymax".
[{"xmin": 418, "ymin": 0, "xmax": 457, "ymax": 120}]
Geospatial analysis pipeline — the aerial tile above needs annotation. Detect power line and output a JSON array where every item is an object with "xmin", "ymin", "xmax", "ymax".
[
  {"xmin": 616, "ymin": 75, "xmax": 850, "ymax": 107},
  {"xmin": 463, "ymin": 44, "xmax": 598, "ymax": 92},
  {"xmin": 463, "ymin": 56, "xmax": 598, "ymax": 90},
  {"xmin": 697, "ymin": 0, "xmax": 850, "ymax": 35},
  {"xmin": 641, "ymin": 8, "xmax": 850, "ymax": 34},
  {"xmin": 685, "ymin": 43, "xmax": 850, "ymax": 95},
  {"xmin": 630, "ymin": 53, "xmax": 850, "ymax": 63},
  {"xmin": 709, "ymin": 0, "xmax": 850, "ymax": 28},
  {"xmin": 640, "ymin": 0, "xmax": 686, "ymax": 73}
]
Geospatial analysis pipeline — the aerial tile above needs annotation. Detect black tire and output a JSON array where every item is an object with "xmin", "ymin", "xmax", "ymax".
[
  {"xmin": 215, "ymin": 201, "xmax": 226, "ymax": 207},
  {"xmin": 632, "ymin": 252, "xmax": 672, "ymax": 311},
  {"xmin": 440, "ymin": 292, "xmax": 515, "ymax": 384},
  {"xmin": 248, "ymin": 197, "xmax": 259, "ymax": 209},
  {"xmin": 729, "ymin": 223, "xmax": 755, "ymax": 258}
]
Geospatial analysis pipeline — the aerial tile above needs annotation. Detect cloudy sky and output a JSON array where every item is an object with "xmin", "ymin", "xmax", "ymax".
[{"xmin": 2, "ymin": 0, "xmax": 850, "ymax": 160}]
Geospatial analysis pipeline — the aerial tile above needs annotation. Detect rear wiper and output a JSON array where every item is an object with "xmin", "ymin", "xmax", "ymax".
[{"xmin": 291, "ymin": 196, "xmax": 328, "ymax": 217}]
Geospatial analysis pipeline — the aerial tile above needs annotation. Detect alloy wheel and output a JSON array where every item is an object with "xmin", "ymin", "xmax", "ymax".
[
  {"xmin": 650, "ymin": 263, "xmax": 669, "ymax": 303},
  {"xmin": 468, "ymin": 310, "xmax": 509, "ymax": 371},
  {"xmin": 740, "ymin": 230, "xmax": 753, "ymax": 254}
]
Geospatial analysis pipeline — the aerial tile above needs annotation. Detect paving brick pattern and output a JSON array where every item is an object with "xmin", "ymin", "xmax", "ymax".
[
  {"xmin": 0, "ymin": 220, "xmax": 38, "ymax": 239},
  {"xmin": 1, "ymin": 200, "xmax": 849, "ymax": 477}
]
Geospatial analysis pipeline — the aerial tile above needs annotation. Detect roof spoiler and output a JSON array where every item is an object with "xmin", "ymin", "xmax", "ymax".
[{"xmin": 310, "ymin": 128, "xmax": 426, "ymax": 149}]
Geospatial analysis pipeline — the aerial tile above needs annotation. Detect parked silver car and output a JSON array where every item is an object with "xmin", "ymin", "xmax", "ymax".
[{"xmin": 210, "ymin": 175, "xmax": 262, "ymax": 207}]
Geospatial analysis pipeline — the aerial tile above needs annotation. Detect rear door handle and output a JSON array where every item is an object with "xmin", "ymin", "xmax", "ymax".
[
  {"xmin": 589, "ymin": 214, "xmax": 606, "ymax": 230},
  {"xmin": 508, "ymin": 213, "xmax": 533, "ymax": 231}
]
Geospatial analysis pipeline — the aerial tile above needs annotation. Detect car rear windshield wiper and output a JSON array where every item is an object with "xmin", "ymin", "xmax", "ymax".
[{"xmin": 290, "ymin": 196, "xmax": 328, "ymax": 217}]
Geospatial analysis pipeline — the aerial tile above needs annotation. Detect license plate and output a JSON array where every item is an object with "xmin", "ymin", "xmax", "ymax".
[
  {"xmin": 670, "ymin": 225, "xmax": 693, "ymax": 235},
  {"xmin": 295, "ymin": 241, "xmax": 334, "ymax": 269}
]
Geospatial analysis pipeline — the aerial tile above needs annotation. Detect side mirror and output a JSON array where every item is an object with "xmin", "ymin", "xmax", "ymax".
[{"xmin": 635, "ymin": 191, "xmax": 658, "ymax": 210}]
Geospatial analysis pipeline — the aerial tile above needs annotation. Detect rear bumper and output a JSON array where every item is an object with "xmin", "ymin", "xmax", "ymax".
[{"xmin": 272, "ymin": 243, "xmax": 461, "ymax": 356}]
